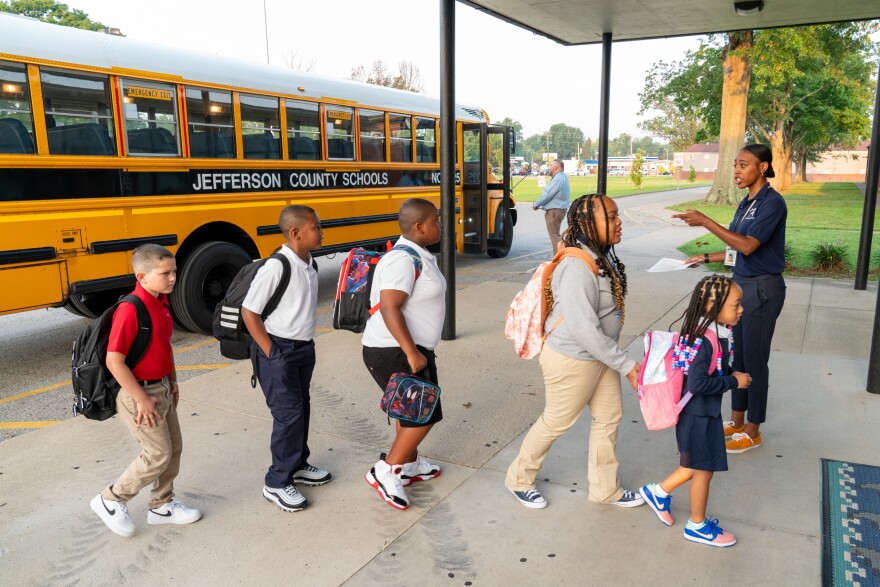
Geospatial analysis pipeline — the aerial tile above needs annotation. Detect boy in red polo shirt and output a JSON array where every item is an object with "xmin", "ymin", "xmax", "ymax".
[{"xmin": 90, "ymin": 244, "xmax": 202, "ymax": 537}]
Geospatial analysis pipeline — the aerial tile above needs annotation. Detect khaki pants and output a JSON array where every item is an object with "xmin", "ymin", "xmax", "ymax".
[
  {"xmin": 102, "ymin": 379, "xmax": 181, "ymax": 509},
  {"xmin": 506, "ymin": 345, "xmax": 624, "ymax": 503},
  {"xmin": 544, "ymin": 208, "xmax": 567, "ymax": 256}
]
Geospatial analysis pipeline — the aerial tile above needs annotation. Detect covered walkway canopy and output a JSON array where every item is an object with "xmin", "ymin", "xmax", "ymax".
[{"xmin": 437, "ymin": 0, "xmax": 880, "ymax": 391}]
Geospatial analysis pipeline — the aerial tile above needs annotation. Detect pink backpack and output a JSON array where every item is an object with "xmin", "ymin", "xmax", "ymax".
[
  {"xmin": 504, "ymin": 247, "xmax": 598, "ymax": 359},
  {"xmin": 637, "ymin": 329, "xmax": 720, "ymax": 430}
]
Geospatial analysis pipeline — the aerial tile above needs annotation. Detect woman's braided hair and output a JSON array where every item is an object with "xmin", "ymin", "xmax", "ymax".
[
  {"xmin": 554, "ymin": 194, "xmax": 628, "ymax": 322},
  {"xmin": 671, "ymin": 274, "xmax": 734, "ymax": 343}
]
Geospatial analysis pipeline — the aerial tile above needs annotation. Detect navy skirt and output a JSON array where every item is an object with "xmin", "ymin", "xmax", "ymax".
[{"xmin": 676, "ymin": 413, "xmax": 728, "ymax": 472}]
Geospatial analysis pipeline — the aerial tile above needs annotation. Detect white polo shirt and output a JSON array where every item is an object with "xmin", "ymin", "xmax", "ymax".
[
  {"xmin": 361, "ymin": 236, "xmax": 447, "ymax": 350},
  {"xmin": 242, "ymin": 244, "xmax": 317, "ymax": 341}
]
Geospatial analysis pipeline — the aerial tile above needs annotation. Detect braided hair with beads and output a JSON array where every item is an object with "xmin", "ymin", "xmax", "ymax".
[
  {"xmin": 554, "ymin": 194, "xmax": 628, "ymax": 322},
  {"xmin": 672, "ymin": 274, "xmax": 734, "ymax": 345}
]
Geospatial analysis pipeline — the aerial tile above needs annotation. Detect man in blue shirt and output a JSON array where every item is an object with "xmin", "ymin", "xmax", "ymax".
[{"xmin": 533, "ymin": 159, "xmax": 570, "ymax": 256}]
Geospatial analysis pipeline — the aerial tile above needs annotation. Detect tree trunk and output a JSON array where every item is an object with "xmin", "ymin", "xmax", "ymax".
[
  {"xmin": 706, "ymin": 31, "xmax": 752, "ymax": 205},
  {"xmin": 795, "ymin": 152, "xmax": 808, "ymax": 183},
  {"xmin": 770, "ymin": 124, "xmax": 793, "ymax": 192}
]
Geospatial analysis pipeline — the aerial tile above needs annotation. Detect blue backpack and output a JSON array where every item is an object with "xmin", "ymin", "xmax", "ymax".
[{"xmin": 332, "ymin": 243, "xmax": 422, "ymax": 333}]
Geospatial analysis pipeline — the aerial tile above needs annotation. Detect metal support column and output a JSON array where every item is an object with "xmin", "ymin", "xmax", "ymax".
[
  {"xmin": 597, "ymin": 32, "xmax": 612, "ymax": 195},
  {"xmin": 855, "ymin": 56, "xmax": 880, "ymax": 290},
  {"xmin": 863, "ymin": 57, "xmax": 880, "ymax": 393},
  {"xmin": 440, "ymin": 0, "xmax": 456, "ymax": 340}
]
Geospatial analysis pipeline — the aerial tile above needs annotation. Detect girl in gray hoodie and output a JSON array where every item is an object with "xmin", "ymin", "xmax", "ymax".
[{"xmin": 506, "ymin": 194, "xmax": 644, "ymax": 510}]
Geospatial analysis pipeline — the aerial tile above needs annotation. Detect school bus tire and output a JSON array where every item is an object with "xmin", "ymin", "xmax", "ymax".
[
  {"xmin": 67, "ymin": 288, "xmax": 130, "ymax": 319},
  {"xmin": 170, "ymin": 241, "xmax": 253, "ymax": 334},
  {"xmin": 487, "ymin": 209, "xmax": 513, "ymax": 258},
  {"xmin": 63, "ymin": 298, "xmax": 90, "ymax": 318}
]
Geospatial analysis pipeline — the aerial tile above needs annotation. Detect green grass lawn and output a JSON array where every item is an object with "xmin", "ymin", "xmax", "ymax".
[
  {"xmin": 511, "ymin": 175, "xmax": 711, "ymax": 202},
  {"xmin": 670, "ymin": 182, "xmax": 880, "ymax": 278}
]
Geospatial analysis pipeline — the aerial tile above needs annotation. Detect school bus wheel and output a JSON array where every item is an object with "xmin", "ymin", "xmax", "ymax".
[
  {"xmin": 66, "ymin": 288, "xmax": 130, "ymax": 319},
  {"xmin": 487, "ymin": 208, "xmax": 513, "ymax": 258},
  {"xmin": 169, "ymin": 241, "xmax": 253, "ymax": 334}
]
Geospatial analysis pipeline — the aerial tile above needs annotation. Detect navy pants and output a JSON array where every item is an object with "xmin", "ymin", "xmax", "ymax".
[
  {"xmin": 252, "ymin": 335, "xmax": 314, "ymax": 488},
  {"xmin": 731, "ymin": 273, "xmax": 785, "ymax": 424}
]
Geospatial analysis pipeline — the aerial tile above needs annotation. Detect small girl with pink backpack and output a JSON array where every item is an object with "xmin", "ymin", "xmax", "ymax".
[{"xmin": 638, "ymin": 275, "xmax": 751, "ymax": 547}]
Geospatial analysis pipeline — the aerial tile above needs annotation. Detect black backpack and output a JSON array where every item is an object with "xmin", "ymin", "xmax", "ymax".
[
  {"xmin": 71, "ymin": 295, "xmax": 152, "ymax": 421},
  {"xmin": 212, "ymin": 253, "xmax": 291, "ymax": 362}
]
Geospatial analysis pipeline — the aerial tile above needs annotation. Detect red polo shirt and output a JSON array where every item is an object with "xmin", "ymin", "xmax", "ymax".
[{"xmin": 107, "ymin": 282, "xmax": 174, "ymax": 380}]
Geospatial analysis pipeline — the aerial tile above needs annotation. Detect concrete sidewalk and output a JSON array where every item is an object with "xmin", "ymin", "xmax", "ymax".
[{"xmin": 2, "ymin": 244, "xmax": 879, "ymax": 584}]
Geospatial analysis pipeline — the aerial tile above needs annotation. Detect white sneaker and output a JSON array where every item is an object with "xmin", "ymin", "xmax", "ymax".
[
  {"xmin": 292, "ymin": 463, "xmax": 332, "ymax": 486},
  {"xmin": 365, "ymin": 459, "xmax": 408, "ymax": 510},
  {"xmin": 147, "ymin": 500, "xmax": 203, "ymax": 525},
  {"xmin": 263, "ymin": 484, "xmax": 306, "ymax": 512},
  {"xmin": 90, "ymin": 493, "xmax": 136, "ymax": 537},
  {"xmin": 401, "ymin": 456, "xmax": 441, "ymax": 486}
]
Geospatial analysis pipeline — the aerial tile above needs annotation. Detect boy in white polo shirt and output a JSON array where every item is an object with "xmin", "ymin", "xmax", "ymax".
[
  {"xmin": 242, "ymin": 205, "xmax": 332, "ymax": 513},
  {"xmin": 362, "ymin": 198, "xmax": 446, "ymax": 510}
]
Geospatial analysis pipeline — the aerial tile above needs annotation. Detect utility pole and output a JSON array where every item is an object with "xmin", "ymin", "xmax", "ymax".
[{"xmin": 263, "ymin": 0, "xmax": 270, "ymax": 64}]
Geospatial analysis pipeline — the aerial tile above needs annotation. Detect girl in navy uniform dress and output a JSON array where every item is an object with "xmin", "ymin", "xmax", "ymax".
[{"xmin": 639, "ymin": 275, "xmax": 751, "ymax": 547}]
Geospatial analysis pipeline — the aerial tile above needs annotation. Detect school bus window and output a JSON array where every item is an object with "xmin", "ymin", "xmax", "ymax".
[
  {"xmin": 241, "ymin": 94, "xmax": 280, "ymax": 159},
  {"xmin": 0, "ymin": 61, "xmax": 35, "ymax": 155},
  {"xmin": 416, "ymin": 117, "xmax": 435, "ymax": 163},
  {"xmin": 186, "ymin": 87, "xmax": 234, "ymax": 158},
  {"xmin": 389, "ymin": 113, "xmax": 411, "ymax": 162},
  {"xmin": 121, "ymin": 79, "xmax": 180, "ymax": 156},
  {"xmin": 40, "ymin": 68, "xmax": 116, "ymax": 156},
  {"xmin": 325, "ymin": 106, "xmax": 354, "ymax": 160},
  {"xmin": 286, "ymin": 99, "xmax": 320, "ymax": 160},
  {"xmin": 359, "ymin": 109, "xmax": 385, "ymax": 162}
]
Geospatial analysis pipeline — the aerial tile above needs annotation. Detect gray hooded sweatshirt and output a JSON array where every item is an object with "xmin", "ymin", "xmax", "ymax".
[{"xmin": 542, "ymin": 249, "xmax": 636, "ymax": 375}]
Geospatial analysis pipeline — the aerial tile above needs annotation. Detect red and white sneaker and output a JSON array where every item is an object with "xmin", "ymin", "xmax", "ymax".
[
  {"xmin": 365, "ymin": 459, "xmax": 409, "ymax": 510},
  {"xmin": 401, "ymin": 456, "xmax": 441, "ymax": 486}
]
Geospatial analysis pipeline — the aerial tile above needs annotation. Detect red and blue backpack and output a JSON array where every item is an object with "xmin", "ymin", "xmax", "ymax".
[{"xmin": 332, "ymin": 242, "xmax": 422, "ymax": 333}]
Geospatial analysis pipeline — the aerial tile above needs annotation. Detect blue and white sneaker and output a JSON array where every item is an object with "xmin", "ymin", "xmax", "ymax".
[
  {"xmin": 684, "ymin": 518, "xmax": 737, "ymax": 547},
  {"xmin": 640, "ymin": 483, "xmax": 674, "ymax": 526},
  {"xmin": 507, "ymin": 486, "xmax": 548, "ymax": 509}
]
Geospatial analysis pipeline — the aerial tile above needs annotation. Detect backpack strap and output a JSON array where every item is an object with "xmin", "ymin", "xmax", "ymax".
[
  {"xmin": 540, "ymin": 246, "xmax": 600, "ymax": 337},
  {"xmin": 260, "ymin": 253, "xmax": 292, "ymax": 320},
  {"xmin": 120, "ymin": 294, "xmax": 152, "ymax": 370},
  {"xmin": 367, "ymin": 245, "xmax": 423, "ymax": 316}
]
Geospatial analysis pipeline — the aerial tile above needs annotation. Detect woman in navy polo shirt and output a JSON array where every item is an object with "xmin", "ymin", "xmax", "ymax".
[{"xmin": 674, "ymin": 144, "xmax": 787, "ymax": 454}]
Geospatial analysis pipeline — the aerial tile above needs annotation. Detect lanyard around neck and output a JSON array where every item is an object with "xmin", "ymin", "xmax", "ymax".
[{"xmin": 733, "ymin": 198, "xmax": 759, "ymax": 232}]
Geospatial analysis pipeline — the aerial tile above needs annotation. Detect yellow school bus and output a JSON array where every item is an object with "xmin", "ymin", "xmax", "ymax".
[{"xmin": 0, "ymin": 14, "xmax": 515, "ymax": 333}]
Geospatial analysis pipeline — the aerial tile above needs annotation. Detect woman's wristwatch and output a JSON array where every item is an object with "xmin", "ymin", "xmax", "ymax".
[{"xmin": 703, "ymin": 253, "xmax": 710, "ymax": 264}]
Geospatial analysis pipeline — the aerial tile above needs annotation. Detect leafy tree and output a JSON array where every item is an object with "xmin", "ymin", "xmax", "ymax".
[
  {"xmin": 746, "ymin": 23, "xmax": 876, "ymax": 191},
  {"xmin": 639, "ymin": 96, "xmax": 709, "ymax": 153},
  {"xmin": 630, "ymin": 150, "xmax": 646, "ymax": 189},
  {"xmin": 547, "ymin": 122, "xmax": 584, "ymax": 159},
  {"xmin": 496, "ymin": 117, "xmax": 524, "ymax": 156},
  {"xmin": 688, "ymin": 165, "xmax": 697, "ymax": 183},
  {"xmin": 350, "ymin": 60, "xmax": 424, "ymax": 93},
  {"xmin": 0, "ymin": 0, "xmax": 112, "ymax": 31},
  {"xmin": 583, "ymin": 137, "xmax": 593, "ymax": 160},
  {"xmin": 641, "ymin": 23, "xmax": 876, "ymax": 197},
  {"xmin": 522, "ymin": 133, "xmax": 545, "ymax": 164},
  {"xmin": 608, "ymin": 133, "xmax": 633, "ymax": 157}
]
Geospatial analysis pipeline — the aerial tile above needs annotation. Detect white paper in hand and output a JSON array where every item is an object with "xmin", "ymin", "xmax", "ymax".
[{"xmin": 647, "ymin": 258, "xmax": 696, "ymax": 273}]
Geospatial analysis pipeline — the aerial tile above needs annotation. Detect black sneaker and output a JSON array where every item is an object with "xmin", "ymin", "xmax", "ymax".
[
  {"xmin": 292, "ymin": 463, "xmax": 332, "ymax": 486},
  {"xmin": 263, "ymin": 485, "xmax": 306, "ymax": 512},
  {"xmin": 610, "ymin": 489, "xmax": 645, "ymax": 508}
]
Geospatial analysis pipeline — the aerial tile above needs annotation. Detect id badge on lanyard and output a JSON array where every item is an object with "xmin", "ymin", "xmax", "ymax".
[{"xmin": 727, "ymin": 199, "xmax": 758, "ymax": 267}]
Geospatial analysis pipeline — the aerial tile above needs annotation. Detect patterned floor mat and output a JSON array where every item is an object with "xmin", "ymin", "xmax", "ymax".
[{"xmin": 822, "ymin": 459, "xmax": 880, "ymax": 586}]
